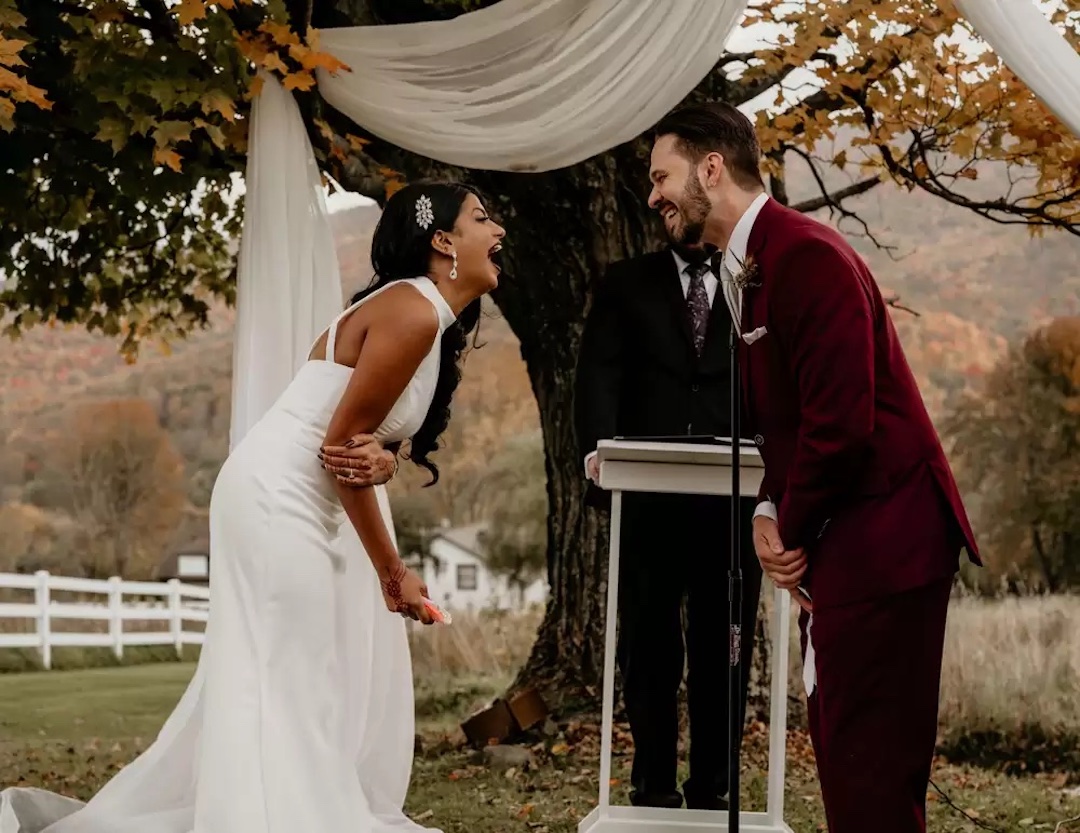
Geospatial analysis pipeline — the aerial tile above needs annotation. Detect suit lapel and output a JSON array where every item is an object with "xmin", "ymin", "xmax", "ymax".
[{"xmin": 739, "ymin": 200, "xmax": 778, "ymax": 425}]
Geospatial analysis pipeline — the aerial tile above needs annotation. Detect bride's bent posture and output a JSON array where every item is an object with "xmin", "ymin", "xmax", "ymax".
[{"xmin": 0, "ymin": 181, "xmax": 506, "ymax": 833}]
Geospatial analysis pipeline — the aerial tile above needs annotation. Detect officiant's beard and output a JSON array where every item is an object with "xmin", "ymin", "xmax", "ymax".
[{"xmin": 665, "ymin": 174, "xmax": 711, "ymax": 246}]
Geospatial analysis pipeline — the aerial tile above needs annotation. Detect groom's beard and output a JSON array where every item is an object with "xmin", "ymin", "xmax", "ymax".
[{"xmin": 664, "ymin": 175, "xmax": 711, "ymax": 246}]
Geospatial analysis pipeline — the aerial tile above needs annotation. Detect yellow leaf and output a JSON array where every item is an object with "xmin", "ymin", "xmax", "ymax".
[
  {"xmin": 153, "ymin": 147, "xmax": 183, "ymax": 173},
  {"xmin": 248, "ymin": 74, "xmax": 265, "ymax": 99},
  {"xmin": 175, "ymin": 0, "xmax": 207, "ymax": 26},
  {"xmin": 261, "ymin": 52, "xmax": 289, "ymax": 75},
  {"xmin": 346, "ymin": 133, "xmax": 369, "ymax": 151},
  {"xmin": 199, "ymin": 90, "xmax": 236, "ymax": 122},
  {"xmin": 260, "ymin": 21, "xmax": 301, "ymax": 47},
  {"xmin": 282, "ymin": 71, "xmax": 316, "ymax": 92}
]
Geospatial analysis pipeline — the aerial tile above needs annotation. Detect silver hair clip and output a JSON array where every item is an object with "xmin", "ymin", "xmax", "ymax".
[{"xmin": 415, "ymin": 194, "xmax": 434, "ymax": 230}]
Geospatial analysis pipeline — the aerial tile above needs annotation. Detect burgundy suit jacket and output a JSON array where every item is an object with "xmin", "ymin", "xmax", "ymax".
[{"xmin": 739, "ymin": 198, "xmax": 980, "ymax": 609}]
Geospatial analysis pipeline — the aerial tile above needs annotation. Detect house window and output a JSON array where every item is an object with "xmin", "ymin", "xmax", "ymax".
[{"xmin": 456, "ymin": 564, "xmax": 478, "ymax": 591}]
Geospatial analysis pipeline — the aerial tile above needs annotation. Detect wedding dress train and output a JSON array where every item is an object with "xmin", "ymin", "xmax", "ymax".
[{"xmin": 0, "ymin": 276, "xmax": 456, "ymax": 833}]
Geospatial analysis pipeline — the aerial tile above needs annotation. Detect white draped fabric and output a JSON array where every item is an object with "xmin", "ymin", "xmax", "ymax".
[
  {"xmin": 317, "ymin": 0, "xmax": 748, "ymax": 172},
  {"xmin": 952, "ymin": 0, "xmax": 1080, "ymax": 138},
  {"xmin": 228, "ymin": 72, "xmax": 344, "ymax": 449}
]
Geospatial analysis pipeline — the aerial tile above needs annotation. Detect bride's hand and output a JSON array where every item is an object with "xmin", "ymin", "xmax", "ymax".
[
  {"xmin": 319, "ymin": 433, "xmax": 398, "ymax": 487},
  {"xmin": 379, "ymin": 563, "xmax": 435, "ymax": 624}
]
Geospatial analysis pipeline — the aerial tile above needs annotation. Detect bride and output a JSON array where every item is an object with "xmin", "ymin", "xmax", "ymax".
[{"xmin": 0, "ymin": 181, "xmax": 506, "ymax": 833}]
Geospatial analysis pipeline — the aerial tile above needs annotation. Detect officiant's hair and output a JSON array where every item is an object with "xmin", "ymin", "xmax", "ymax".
[
  {"xmin": 653, "ymin": 102, "xmax": 764, "ymax": 190},
  {"xmin": 352, "ymin": 180, "xmax": 484, "ymax": 486}
]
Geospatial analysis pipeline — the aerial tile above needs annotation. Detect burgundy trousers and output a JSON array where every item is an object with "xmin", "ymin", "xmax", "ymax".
[{"xmin": 800, "ymin": 577, "xmax": 953, "ymax": 833}]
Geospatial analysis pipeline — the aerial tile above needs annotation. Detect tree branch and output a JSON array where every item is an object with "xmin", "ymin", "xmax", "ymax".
[
  {"xmin": 788, "ymin": 145, "xmax": 896, "ymax": 255},
  {"xmin": 789, "ymin": 173, "xmax": 884, "ymax": 213}
]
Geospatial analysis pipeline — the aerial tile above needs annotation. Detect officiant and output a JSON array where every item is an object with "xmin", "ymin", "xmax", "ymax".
[{"xmin": 574, "ymin": 240, "xmax": 762, "ymax": 812}]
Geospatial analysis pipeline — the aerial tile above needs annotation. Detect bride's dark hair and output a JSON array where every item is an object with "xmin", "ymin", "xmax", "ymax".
[{"xmin": 349, "ymin": 180, "xmax": 482, "ymax": 485}]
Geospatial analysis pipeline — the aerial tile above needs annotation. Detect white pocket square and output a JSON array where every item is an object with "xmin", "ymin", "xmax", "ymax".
[{"xmin": 742, "ymin": 326, "xmax": 767, "ymax": 345}]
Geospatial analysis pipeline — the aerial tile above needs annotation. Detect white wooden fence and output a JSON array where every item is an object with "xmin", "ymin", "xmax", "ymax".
[{"xmin": 0, "ymin": 571, "xmax": 209, "ymax": 669}]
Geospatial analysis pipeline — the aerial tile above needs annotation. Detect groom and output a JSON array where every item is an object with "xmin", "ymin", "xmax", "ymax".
[{"xmin": 646, "ymin": 102, "xmax": 980, "ymax": 832}]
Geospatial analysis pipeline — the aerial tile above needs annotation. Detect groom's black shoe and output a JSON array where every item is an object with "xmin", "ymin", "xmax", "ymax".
[
  {"xmin": 684, "ymin": 790, "xmax": 729, "ymax": 811},
  {"xmin": 629, "ymin": 789, "xmax": 683, "ymax": 809}
]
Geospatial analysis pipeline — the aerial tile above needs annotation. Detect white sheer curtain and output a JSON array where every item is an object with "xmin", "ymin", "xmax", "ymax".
[
  {"xmin": 953, "ymin": 0, "xmax": 1080, "ymax": 137},
  {"xmin": 229, "ymin": 73, "xmax": 344, "ymax": 448}
]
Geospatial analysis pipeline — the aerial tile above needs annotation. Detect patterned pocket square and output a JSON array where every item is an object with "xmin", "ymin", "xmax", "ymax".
[{"xmin": 742, "ymin": 326, "xmax": 767, "ymax": 345}]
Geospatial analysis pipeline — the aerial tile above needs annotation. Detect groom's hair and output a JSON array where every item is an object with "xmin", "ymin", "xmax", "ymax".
[{"xmin": 654, "ymin": 101, "xmax": 764, "ymax": 190}]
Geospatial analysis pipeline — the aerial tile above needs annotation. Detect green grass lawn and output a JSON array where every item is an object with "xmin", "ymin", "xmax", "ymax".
[{"xmin": 2, "ymin": 664, "xmax": 1079, "ymax": 832}]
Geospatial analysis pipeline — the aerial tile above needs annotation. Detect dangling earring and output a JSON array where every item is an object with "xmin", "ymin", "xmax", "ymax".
[{"xmin": 450, "ymin": 251, "xmax": 458, "ymax": 281}]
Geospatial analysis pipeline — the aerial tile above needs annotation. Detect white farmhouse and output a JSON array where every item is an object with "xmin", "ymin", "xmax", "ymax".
[{"xmin": 421, "ymin": 522, "xmax": 547, "ymax": 613}]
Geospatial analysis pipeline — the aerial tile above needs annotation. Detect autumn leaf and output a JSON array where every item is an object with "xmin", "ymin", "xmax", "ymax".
[
  {"xmin": 346, "ymin": 133, "xmax": 369, "ymax": 151},
  {"xmin": 194, "ymin": 117, "xmax": 227, "ymax": 150},
  {"xmin": 153, "ymin": 147, "xmax": 183, "ymax": 173},
  {"xmin": 0, "ymin": 95, "xmax": 14, "ymax": 131},
  {"xmin": 282, "ymin": 71, "xmax": 316, "ymax": 92},
  {"xmin": 260, "ymin": 21, "xmax": 301, "ymax": 48},
  {"xmin": 175, "ymin": 0, "xmax": 207, "ymax": 27},
  {"xmin": 199, "ymin": 90, "xmax": 236, "ymax": 122},
  {"xmin": 95, "ymin": 117, "xmax": 129, "ymax": 154},
  {"xmin": 0, "ymin": 37, "xmax": 28, "ymax": 67},
  {"xmin": 151, "ymin": 120, "xmax": 194, "ymax": 149}
]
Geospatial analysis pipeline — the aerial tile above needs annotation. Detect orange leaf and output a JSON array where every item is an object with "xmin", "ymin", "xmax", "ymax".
[
  {"xmin": 175, "ymin": 0, "xmax": 207, "ymax": 26},
  {"xmin": 301, "ymin": 50, "xmax": 350, "ymax": 75},
  {"xmin": 153, "ymin": 147, "xmax": 183, "ymax": 173},
  {"xmin": 248, "ymin": 74, "xmax": 265, "ymax": 99},
  {"xmin": 260, "ymin": 21, "xmax": 301, "ymax": 47},
  {"xmin": 261, "ymin": 52, "xmax": 289, "ymax": 75},
  {"xmin": 384, "ymin": 178, "xmax": 405, "ymax": 198},
  {"xmin": 346, "ymin": 133, "xmax": 369, "ymax": 151},
  {"xmin": 282, "ymin": 71, "xmax": 316, "ymax": 92}
]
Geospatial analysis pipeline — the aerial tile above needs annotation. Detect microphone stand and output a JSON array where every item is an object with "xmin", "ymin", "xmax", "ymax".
[{"xmin": 728, "ymin": 323, "xmax": 743, "ymax": 832}]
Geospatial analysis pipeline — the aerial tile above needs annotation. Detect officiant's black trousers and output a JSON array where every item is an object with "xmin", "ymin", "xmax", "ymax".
[{"xmin": 616, "ymin": 492, "xmax": 762, "ymax": 806}]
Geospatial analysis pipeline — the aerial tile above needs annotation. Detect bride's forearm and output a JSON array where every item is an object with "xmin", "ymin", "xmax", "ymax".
[{"xmin": 333, "ymin": 482, "xmax": 401, "ymax": 578}]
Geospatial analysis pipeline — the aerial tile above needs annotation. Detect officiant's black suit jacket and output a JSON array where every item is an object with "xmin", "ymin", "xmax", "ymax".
[{"xmin": 574, "ymin": 248, "xmax": 742, "ymax": 501}]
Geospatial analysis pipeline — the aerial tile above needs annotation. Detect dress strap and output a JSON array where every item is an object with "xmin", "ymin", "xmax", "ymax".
[{"xmin": 322, "ymin": 298, "xmax": 363, "ymax": 365}]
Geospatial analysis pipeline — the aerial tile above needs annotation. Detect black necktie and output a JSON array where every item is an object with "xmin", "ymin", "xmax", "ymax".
[{"xmin": 685, "ymin": 260, "xmax": 711, "ymax": 356}]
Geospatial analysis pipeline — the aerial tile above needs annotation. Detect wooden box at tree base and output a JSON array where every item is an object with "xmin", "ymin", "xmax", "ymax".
[
  {"xmin": 460, "ymin": 687, "xmax": 548, "ymax": 747},
  {"xmin": 461, "ymin": 699, "xmax": 515, "ymax": 747},
  {"xmin": 507, "ymin": 687, "xmax": 546, "ymax": 732}
]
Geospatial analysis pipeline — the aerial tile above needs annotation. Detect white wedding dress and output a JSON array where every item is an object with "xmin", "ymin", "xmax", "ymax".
[{"xmin": 0, "ymin": 276, "xmax": 456, "ymax": 833}]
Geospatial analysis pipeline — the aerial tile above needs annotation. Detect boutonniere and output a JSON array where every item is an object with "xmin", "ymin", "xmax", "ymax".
[{"xmin": 730, "ymin": 253, "xmax": 761, "ymax": 291}]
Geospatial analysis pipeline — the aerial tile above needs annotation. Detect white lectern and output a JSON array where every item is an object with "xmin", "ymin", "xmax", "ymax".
[{"xmin": 577, "ymin": 439, "xmax": 794, "ymax": 833}]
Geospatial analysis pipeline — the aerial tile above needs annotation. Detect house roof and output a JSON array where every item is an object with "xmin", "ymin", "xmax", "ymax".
[{"xmin": 430, "ymin": 522, "xmax": 489, "ymax": 561}]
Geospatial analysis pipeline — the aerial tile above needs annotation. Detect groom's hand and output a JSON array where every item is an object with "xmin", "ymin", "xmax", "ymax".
[
  {"xmin": 319, "ymin": 434, "xmax": 398, "ymax": 487},
  {"xmin": 752, "ymin": 515, "xmax": 807, "ymax": 590}
]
